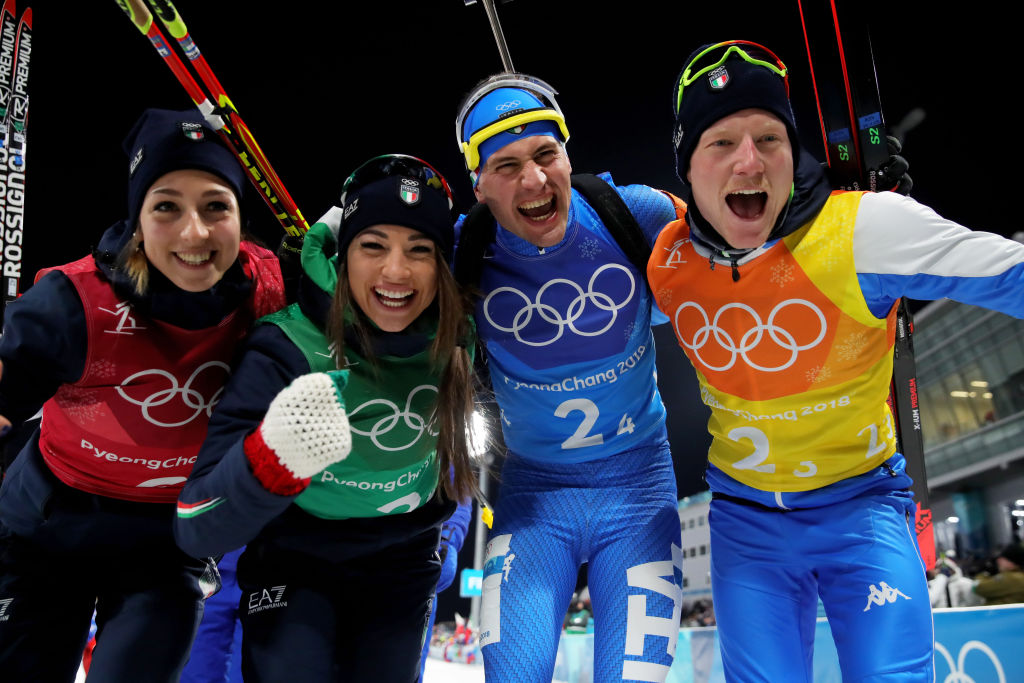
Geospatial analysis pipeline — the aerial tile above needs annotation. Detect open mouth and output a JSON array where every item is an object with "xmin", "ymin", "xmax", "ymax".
[
  {"xmin": 374, "ymin": 287, "xmax": 414, "ymax": 309},
  {"xmin": 176, "ymin": 251, "xmax": 213, "ymax": 266},
  {"xmin": 518, "ymin": 196, "xmax": 557, "ymax": 222},
  {"xmin": 725, "ymin": 190, "xmax": 767, "ymax": 219}
]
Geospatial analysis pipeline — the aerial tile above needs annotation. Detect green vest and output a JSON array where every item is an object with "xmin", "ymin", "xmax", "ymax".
[{"xmin": 261, "ymin": 304, "xmax": 441, "ymax": 519}]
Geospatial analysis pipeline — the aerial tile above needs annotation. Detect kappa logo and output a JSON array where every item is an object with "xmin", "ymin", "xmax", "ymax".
[
  {"xmin": 863, "ymin": 581, "xmax": 911, "ymax": 611},
  {"xmin": 502, "ymin": 554, "xmax": 515, "ymax": 582},
  {"xmin": 0, "ymin": 597, "xmax": 12, "ymax": 621},
  {"xmin": 100, "ymin": 300, "xmax": 146, "ymax": 335},
  {"xmin": 248, "ymin": 586, "xmax": 287, "ymax": 614}
]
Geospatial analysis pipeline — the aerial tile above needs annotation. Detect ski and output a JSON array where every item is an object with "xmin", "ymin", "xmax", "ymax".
[
  {"xmin": 0, "ymin": 2, "xmax": 28, "ymax": 317},
  {"xmin": 0, "ymin": 0, "xmax": 16, "ymax": 154},
  {"xmin": 144, "ymin": 0, "xmax": 308, "ymax": 235},
  {"xmin": 0, "ymin": 0, "xmax": 17, "ymax": 320},
  {"xmin": 115, "ymin": 0, "xmax": 308, "ymax": 237},
  {"xmin": 797, "ymin": 0, "xmax": 934, "ymax": 569}
]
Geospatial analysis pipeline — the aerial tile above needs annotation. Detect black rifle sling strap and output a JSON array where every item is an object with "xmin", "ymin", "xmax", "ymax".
[{"xmin": 570, "ymin": 173, "xmax": 652, "ymax": 276}]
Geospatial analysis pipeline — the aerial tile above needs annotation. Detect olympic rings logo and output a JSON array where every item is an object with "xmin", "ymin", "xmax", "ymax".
[
  {"xmin": 116, "ymin": 361, "xmax": 230, "ymax": 427},
  {"xmin": 496, "ymin": 99, "xmax": 522, "ymax": 111},
  {"xmin": 483, "ymin": 264, "xmax": 635, "ymax": 347},
  {"xmin": 935, "ymin": 639, "xmax": 1006, "ymax": 683},
  {"xmin": 673, "ymin": 298, "xmax": 827, "ymax": 372},
  {"xmin": 348, "ymin": 384, "xmax": 438, "ymax": 452}
]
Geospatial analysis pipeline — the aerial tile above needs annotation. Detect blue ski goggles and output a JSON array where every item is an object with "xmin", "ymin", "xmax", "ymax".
[{"xmin": 675, "ymin": 41, "xmax": 789, "ymax": 114}]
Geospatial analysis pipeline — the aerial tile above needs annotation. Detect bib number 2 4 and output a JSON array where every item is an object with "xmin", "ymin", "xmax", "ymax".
[{"xmin": 554, "ymin": 398, "xmax": 634, "ymax": 450}]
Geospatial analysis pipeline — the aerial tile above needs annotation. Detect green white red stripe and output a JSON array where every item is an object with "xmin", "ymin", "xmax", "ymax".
[{"xmin": 177, "ymin": 496, "xmax": 225, "ymax": 518}]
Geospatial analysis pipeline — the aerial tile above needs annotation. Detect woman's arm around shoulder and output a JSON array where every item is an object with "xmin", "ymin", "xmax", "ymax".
[{"xmin": 174, "ymin": 321, "xmax": 310, "ymax": 558}]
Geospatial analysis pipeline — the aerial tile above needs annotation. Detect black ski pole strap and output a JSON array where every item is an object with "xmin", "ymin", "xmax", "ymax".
[{"xmin": 570, "ymin": 174, "xmax": 651, "ymax": 276}]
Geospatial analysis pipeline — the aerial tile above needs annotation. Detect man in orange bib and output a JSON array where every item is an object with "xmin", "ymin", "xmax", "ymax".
[{"xmin": 648, "ymin": 41, "xmax": 1024, "ymax": 681}]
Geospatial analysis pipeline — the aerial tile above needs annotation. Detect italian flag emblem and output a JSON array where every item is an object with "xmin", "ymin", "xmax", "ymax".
[
  {"xmin": 180, "ymin": 121, "xmax": 206, "ymax": 141},
  {"xmin": 709, "ymin": 66, "xmax": 730, "ymax": 90}
]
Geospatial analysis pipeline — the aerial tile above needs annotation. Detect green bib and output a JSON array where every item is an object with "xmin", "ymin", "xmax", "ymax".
[{"xmin": 262, "ymin": 305, "xmax": 441, "ymax": 519}]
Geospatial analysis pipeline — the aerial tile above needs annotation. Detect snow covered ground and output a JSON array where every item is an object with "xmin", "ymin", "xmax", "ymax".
[
  {"xmin": 422, "ymin": 657, "xmax": 485, "ymax": 683},
  {"xmin": 75, "ymin": 656, "xmax": 484, "ymax": 682}
]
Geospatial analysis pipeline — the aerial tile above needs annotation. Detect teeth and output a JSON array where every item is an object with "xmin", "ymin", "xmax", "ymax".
[
  {"xmin": 375, "ymin": 288, "xmax": 414, "ymax": 307},
  {"xmin": 177, "ymin": 252, "xmax": 211, "ymax": 265},
  {"xmin": 730, "ymin": 189, "xmax": 764, "ymax": 195},
  {"xmin": 375, "ymin": 287, "xmax": 413, "ymax": 299},
  {"xmin": 519, "ymin": 198, "xmax": 551, "ymax": 210}
]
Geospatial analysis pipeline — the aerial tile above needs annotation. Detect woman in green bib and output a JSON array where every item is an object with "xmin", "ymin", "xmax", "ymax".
[{"xmin": 174, "ymin": 155, "xmax": 478, "ymax": 683}]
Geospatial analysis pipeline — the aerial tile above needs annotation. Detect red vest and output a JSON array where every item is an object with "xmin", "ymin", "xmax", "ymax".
[{"xmin": 36, "ymin": 242, "xmax": 284, "ymax": 503}]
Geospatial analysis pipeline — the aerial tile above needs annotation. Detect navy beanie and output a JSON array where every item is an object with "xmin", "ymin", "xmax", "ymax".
[
  {"xmin": 123, "ymin": 108, "xmax": 245, "ymax": 228},
  {"xmin": 338, "ymin": 175, "xmax": 454, "ymax": 263},
  {"xmin": 673, "ymin": 44, "xmax": 798, "ymax": 185}
]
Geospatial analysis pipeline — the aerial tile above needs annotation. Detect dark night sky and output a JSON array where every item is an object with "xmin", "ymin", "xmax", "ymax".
[{"xmin": 22, "ymin": 1, "xmax": 1015, "ymax": 502}]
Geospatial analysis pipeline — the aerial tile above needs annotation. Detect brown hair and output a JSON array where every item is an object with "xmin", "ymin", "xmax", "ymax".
[{"xmin": 327, "ymin": 250, "xmax": 481, "ymax": 503}]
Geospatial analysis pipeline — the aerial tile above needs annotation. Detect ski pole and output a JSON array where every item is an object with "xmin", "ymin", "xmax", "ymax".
[{"xmin": 464, "ymin": 0, "xmax": 515, "ymax": 73}]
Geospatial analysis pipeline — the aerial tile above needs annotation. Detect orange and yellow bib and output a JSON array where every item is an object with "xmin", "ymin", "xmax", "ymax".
[{"xmin": 648, "ymin": 192, "xmax": 898, "ymax": 491}]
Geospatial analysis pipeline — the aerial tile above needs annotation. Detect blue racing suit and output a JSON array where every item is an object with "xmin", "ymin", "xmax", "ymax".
[{"xmin": 467, "ymin": 174, "xmax": 684, "ymax": 683}]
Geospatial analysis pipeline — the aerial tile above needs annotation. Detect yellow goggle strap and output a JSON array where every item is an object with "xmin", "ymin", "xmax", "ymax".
[{"xmin": 461, "ymin": 109, "xmax": 571, "ymax": 172}]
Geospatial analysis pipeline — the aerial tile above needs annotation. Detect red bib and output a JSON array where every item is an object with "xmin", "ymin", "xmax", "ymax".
[{"xmin": 37, "ymin": 242, "xmax": 283, "ymax": 502}]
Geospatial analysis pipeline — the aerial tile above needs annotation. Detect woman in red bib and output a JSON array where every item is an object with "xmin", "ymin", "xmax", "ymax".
[{"xmin": 0, "ymin": 108, "xmax": 284, "ymax": 682}]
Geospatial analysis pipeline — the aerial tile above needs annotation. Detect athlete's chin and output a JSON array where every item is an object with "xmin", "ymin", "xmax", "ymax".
[
  {"xmin": 718, "ymin": 221, "xmax": 773, "ymax": 250},
  {"xmin": 519, "ymin": 217, "xmax": 567, "ymax": 249}
]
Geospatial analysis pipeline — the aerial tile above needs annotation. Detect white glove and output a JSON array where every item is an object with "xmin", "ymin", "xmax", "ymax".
[{"xmin": 245, "ymin": 370, "xmax": 352, "ymax": 493}]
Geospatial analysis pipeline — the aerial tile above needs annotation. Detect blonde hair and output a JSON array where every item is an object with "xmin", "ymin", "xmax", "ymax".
[{"xmin": 116, "ymin": 230, "xmax": 150, "ymax": 295}]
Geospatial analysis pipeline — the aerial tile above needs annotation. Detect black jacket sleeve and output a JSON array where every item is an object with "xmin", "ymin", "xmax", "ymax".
[
  {"xmin": 0, "ymin": 272, "xmax": 88, "ymax": 424},
  {"xmin": 174, "ymin": 323, "xmax": 310, "ymax": 558}
]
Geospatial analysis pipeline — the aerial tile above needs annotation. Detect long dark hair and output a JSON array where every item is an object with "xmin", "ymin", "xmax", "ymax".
[{"xmin": 326, "ymin": 249, "xmax": 480, "ymax": 503}]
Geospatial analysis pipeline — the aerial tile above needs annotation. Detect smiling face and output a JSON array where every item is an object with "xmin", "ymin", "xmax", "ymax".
[
  {"xmin": 137, "ymin": 168, "xmax": 241, "ymax": 292},
  {"xmin": 687, "ymin": 108, "xmax": 794, "ymax": 249},
  {"xmin": 473, "ymin": 135, "xmax": 573, "ymax": 248},
  {"xmin": 346, "ymin": 224, "xmax": 439, "ymax": 332}
]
